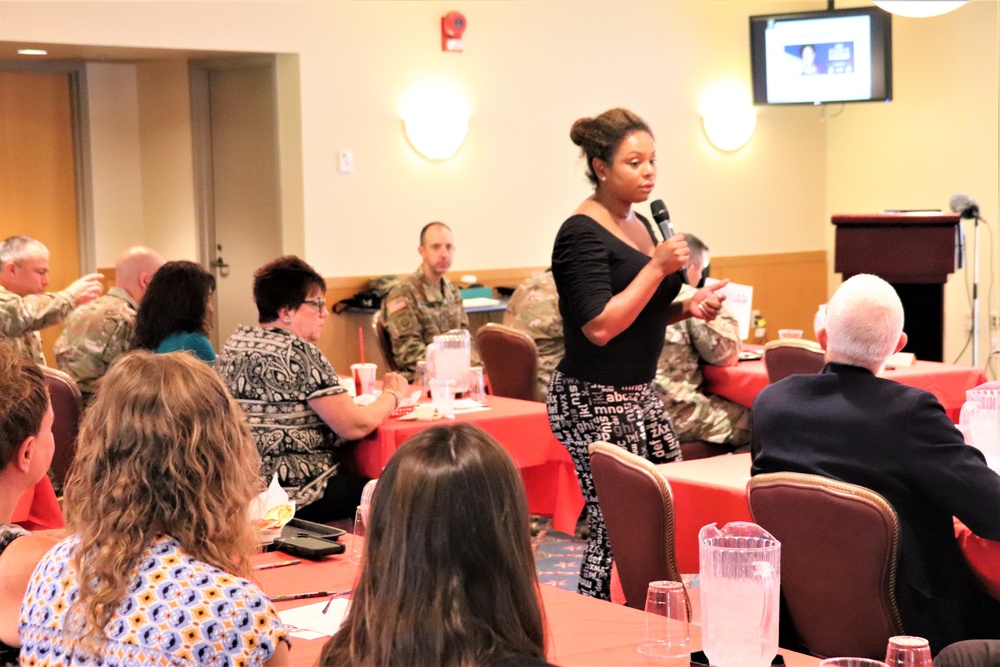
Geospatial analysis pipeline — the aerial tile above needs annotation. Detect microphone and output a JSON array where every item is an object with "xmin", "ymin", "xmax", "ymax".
[
  {"xmin": 650, "ymin": 199, "xmax": 675, "ymax": 241},
  {"xmin": 949, "ymin": 193, "xmax": 980, "ymax": 219},
  {"xmin": 650, "ymin": 199, "xmax": 688, "ymax": 284}
]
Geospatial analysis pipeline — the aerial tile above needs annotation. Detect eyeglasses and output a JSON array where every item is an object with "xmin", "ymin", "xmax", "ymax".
[{"xmin": 302, "ymin": 298, "xmax": 327, "ymax": 311}]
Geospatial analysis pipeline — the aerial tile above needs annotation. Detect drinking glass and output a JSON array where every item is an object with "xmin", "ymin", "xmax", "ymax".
[
  {"xmin": 778, "ymin": 328, "xmax": 804, "ymax": 340},
  {"xmin": 468, "ymin": 367, "xmax": 486, "ymax": 403},
  {"xmin": 637, "ymin": 580, "xmax": 690, "ymax": 664},
  {"xmin": 349, "ymin": 505, "xmax": 366, "ymax": 564},
  {"xmin": 884, "ymin": 636, "xmax": 932, "ymax": 667},
  {"xmin": 429, "ymin": 378, "xmax": 456, "ymax": 417},
  {"xmin": 819, "ymin": 659, "xmax": 889, "ymax": 667}
]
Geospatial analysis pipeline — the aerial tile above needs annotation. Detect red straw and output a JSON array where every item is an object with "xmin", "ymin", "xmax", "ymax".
[{"xmin": 358, "ymin": 326, "xmax": 365, "ymax": 364}]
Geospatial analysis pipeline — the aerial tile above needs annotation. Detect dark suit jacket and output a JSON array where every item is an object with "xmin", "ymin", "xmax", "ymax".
[{"xmin": 751, "ymin": 362, "xmax": 1000, "ymax": 651}]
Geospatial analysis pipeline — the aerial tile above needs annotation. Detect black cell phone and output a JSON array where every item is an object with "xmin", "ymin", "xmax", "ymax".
[
  {"xmin": 690, "ymin": 651, "xmax": 785, "ymax": 666},
  {"xmin": 274, "ymin": 536, "xmax": 346, "ymax": 559}
]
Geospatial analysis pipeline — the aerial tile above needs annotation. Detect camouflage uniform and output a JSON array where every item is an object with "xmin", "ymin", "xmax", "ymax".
[
  {"xmin": 653, "ymin": 283, "xmax": 751, "ymax": 448},
  {"xmin": 0, "ymin": 285, "xmax": 76, "ymax": 365},
  {"xmin": 380, "ymin": 268, "xmax": 478, "ymax": 380},
  {"xmin": 54, "ymin": 287, "xmax": 138, "ymax": 402},
  {"xmin": 503, "ymin": 271, "xmax": 564, "ymax": 401}
]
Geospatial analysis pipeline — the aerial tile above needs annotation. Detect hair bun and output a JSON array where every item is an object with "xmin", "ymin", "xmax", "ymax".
[{"xmin": 569, "ymin": 117, "xmax": 593, "ymax": 146}]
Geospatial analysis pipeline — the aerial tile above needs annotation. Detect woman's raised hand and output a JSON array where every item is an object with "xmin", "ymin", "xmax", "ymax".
[
  {"xmin": 652, "ymin": 235, "xmax": 689, "ymax": 276},
  {"xmin": 690, "ymin": 280, "xmax": 729, "ymax": 321}
]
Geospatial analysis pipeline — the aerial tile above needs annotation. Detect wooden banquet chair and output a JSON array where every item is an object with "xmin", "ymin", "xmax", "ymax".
[
  {"xmin": 372, "ymin": 310, "xmax": 400, "ymax": 373},
  {"xmin": 40, "ymin": 366, "xmax": 83, "ymax": 493},
  {"xmin": 476, "ymin": 323, "xmax": 540, "ymax": 402},
  {"xmin": 588, "ymin": 442, "xmax": 689, "ymax": 616},
  {"xmin": 747, "ymin": 472, "xmax": 904, "ymax": 659},
  {"xmin": 763, "ymin": 338, "xmax": 825, "ymax": 383}
]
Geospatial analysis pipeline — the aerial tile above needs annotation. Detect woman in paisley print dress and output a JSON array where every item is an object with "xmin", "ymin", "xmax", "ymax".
[{"xmin": 216, "ymin": 256, "xmax": 408, "ymax": 522}]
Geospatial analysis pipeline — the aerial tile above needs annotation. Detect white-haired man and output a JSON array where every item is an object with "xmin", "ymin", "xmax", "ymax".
[
  {"xmin": 0, "ymin": 236, "xmax": 104, "ymax": 364},
  {"xmin": 751, "ymin": 274, "xmax": 1000, "ymax": 653}
]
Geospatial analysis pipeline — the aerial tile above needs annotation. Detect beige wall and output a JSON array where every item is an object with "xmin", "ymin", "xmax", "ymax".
[
  {"xmin": 825, "ymin": 0, "xmax": 999, "ymax": 366},
  {"xmin": 0, "ymin": 0, "xmax": 828, "ymax": 272},
  {"xmin": 85, "ymin": 62, "xmax": 145, "ymax": 264},
  {"xmin": 1, "ymin": 0, "xmax": 996, "ymax": 370}
]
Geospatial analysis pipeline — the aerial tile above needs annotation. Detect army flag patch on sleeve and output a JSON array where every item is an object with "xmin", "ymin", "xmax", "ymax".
[{"xmin": 386, "ymin": 297, "xmax": 408, "ymax": 315}]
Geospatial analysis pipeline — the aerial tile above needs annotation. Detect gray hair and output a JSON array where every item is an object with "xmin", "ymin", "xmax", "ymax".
[
  {"xmin": 682, "ymin": 233, "xmax": 709, "ymax": 267},
  {"xmin": 0, "ymin": 236, "xmax": 47, "ymax": 266},
  {"xmin": 824, "ymin": 274, "xmax": 904, "ymax": 370}
]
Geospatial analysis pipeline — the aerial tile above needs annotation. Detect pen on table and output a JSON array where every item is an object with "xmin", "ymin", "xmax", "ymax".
[
  {"xmin": 270, "ymin": 589, "xmax": 353, "ymax": 603},
  {"xmin": 253, "ymin": 559, "xmax": 302, "ymax": 571}
]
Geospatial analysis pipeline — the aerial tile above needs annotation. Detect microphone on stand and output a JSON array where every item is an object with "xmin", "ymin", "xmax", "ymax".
[
  {"xmin": 950, "ymin": 192, "xmax": 982, "ymax": 365},
  {"xmin": 650, "ymin": 199, "xmax": 688, "ymax": 284},
  {"xmin": 950, "ymin": 193, "xmax": 980, "ymax": 220}
]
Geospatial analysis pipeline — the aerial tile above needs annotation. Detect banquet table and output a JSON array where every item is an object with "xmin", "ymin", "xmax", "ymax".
[
  {"xmin": 657, "ymin": 454, "xmax": 1000, "ymax": 600},
  {"xmin": 703, "ymin": 358, "xmax": 987, "ymax": 423},
  {"xmin": 12, "ymin": 476, "xmax": 64, "ymax": 531},
  {"xmin": 345, "ymin": 395, "xmax": 584, "ymax": 534},
  {"xmin": 254, "ymin": 549, "xmax": 822, "ymax": 667}
]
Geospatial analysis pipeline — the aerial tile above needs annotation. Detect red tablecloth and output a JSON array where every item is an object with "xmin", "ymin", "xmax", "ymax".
[
  {"xmin": 346, "ymin": 396, "xmax": 584, "ymax": 534},
  {"xmin": 954, "ymin": 519, "xmax": 1000, "ymax": 599},
  {"xmin": 656, "ymin": 454, "xmax": 754, "ymax": 573},
  {"xmin": 254, "ymin": 550, "xmax": 822, "ymax": 667},
  {"xmin": 703, "ymin": 360, "xmax": 987, "ymax": 423},
  {"xmin": 12, "ymin": 476, "xmax": 64, "ymax": 531},
  {"xmin": 657, "ymin": 454, "xmax": 1000, "ymax": 602}
]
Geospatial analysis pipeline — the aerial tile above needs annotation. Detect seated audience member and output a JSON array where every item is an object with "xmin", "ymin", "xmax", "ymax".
[
  {"xmin": 653, "ymin": 234, "xmax": 750, "ymax": 448},
  {"xmin": 0, "ymin": 344, "xmax": 59, "ymax": 667},
  {"xmin": 318, "ymin": 424, "xmax": 554, "ymax": 667},
  {"xmin": 55, "ymin": 246, "xmax": 165, "ymax": 403},
  {"xmin": 0, "ymin": 235, "xmax": 104, "ymax": 364},
  {"xmin": 380, "ymin": 222, "xmax": 479, "ymax": 379},
  {"xmin": 751, "ymin": 274, "xmax": 1000, "ymax": 653},
  {"xmin": 215, "ymin": 256, "xmax": 408, "ymax": 522},
  {"xmin": 132, "ymin": 260, "xmax": 217, "ymax": 362},
  {"xmin": 934, "ymin": 640, "xmax": 1000, "ymax": 667},
  {"xmin": 503, "ymin": 270, "xmax": 563, "ymax": 401},
  {"xmin": 18, "ymin": 351, "xmax": 289, "ymax": 665}
]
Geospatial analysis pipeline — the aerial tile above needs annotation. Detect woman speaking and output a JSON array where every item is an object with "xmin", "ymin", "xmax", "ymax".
[{"xmin": 548, "ymin": 108, "xmax": 726, "ymax": 599}]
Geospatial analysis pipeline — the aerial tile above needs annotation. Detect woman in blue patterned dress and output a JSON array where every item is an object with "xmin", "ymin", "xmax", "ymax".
[
  {"xmin": 19, "ymin": 351, "xmax": 289, "ymax": 666},
  {"xmin": 216, "ymin": 256, "xmax": 408, "ymax": 522}
]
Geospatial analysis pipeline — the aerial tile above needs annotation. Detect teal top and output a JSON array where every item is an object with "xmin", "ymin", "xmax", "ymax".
[{"xmin": 156, "ymin": 331, "xmax": 216, "ymax": 363}]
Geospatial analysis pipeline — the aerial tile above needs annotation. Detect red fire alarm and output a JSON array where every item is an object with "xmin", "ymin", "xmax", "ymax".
[{"xmin": 441, "ymin": 11, "xmax": 467, "ymax": 52}]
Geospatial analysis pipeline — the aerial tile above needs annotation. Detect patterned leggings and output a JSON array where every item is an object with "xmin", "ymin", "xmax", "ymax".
[{"xmin": 547, "ymin": 370, "xmax": 681, "ymax": 600}]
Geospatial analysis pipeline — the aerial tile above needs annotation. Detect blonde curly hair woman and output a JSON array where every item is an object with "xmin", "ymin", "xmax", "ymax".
[{"xmin": 19, "ymin": 351, "xmax": 289, "ymax": 666}]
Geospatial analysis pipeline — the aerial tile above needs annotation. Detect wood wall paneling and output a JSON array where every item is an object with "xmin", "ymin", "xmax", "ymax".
[{"xmin": 316, "ymin": 251, "xmax": 829, "ymax": 373}]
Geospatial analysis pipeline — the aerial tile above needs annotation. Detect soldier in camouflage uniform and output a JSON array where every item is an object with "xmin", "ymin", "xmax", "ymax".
[
  {"xmin": 0, "ymin": 236, "xmax": 105, "ymax": 365},
  {"xmin": 381, "ymin": 222, "xmax": 478, "ymax": 380},
  {"xmin": 55, "ymin": 246, "xmax": 164, "ymax": 402},
  {"xmin": 653, "ymin": 235, "xmax": 750, "ymax": 449},
  {"xmin": 502, "ymin": 270, "xmax": 563, "ymax": 401}
]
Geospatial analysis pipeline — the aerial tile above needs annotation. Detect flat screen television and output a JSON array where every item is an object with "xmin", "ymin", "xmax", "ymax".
[{"xmin": 750, "ymin": 6, "xmax": 892, "ymax": 105}]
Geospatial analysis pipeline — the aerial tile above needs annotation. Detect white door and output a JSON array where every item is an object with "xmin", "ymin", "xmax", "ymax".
[{"xmin": 193, "ymin": 62, "xmax": 283, "ymax": 347}]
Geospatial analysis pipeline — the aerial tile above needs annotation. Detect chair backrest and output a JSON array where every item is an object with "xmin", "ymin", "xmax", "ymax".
[
  {"xmin": 588, "ymin": 442, "xmax": 689, "ymax": 615},
  {"xmin": 747, "ymin": 472, "xmax": 904, "ymax": 659},
  {"xmin": 372, "ymin": 310, "xmax": 399, "ymax": 372},
  {"xmin": 40, "ymin": 366, "xmax": 83, "ymax": 492},
  {"xmin": 763, "ymin": 338, "xmax": 825, "ymax": 383},
  {"xmin": 476, "ymin": 323, "xmax": 540, "ymax": 402}
]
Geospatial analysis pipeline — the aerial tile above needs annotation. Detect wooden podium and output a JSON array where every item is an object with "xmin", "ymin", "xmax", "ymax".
[{"xmin": 832, "ymin": 213, "xmax": 962, "ymax": 362}]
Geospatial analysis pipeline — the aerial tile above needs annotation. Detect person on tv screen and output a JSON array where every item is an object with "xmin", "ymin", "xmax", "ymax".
[{"xmin": 800, "ymin": 44, "xmax": 822, "ymax": 75}]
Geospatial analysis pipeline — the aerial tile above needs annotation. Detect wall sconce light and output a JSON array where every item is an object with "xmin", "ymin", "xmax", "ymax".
[
  {"xmin": 399, "ymin": 79, "xmax": 470, "ymax": 161},
  {"xmin": 871, "ymin": 1, "xmax": 967, "ymax": 18},
  {"xmin": 699, "ymin": 83, "xmax": 757, "ymax": 152}
]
